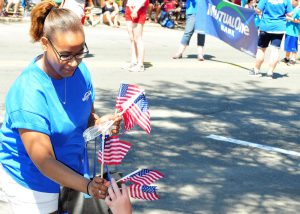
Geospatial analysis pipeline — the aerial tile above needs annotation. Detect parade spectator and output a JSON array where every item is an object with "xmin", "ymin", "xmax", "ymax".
[
  {"xmin": 172, "ymin": 0, "xmax": 206, "ymax": 61},
  {"xmin": 100, "ymin": 0, "xmax": 120, "ymax": 27},
  {"xmin": 147, "ymin": 0, "xmax": 162, "ymax": 23},
  {"xmin": 0, "ymin": 1, "xmax": 121, "ymax": 213},
  {"xmin": 244, "ymin": 0, "xmax": 256, "ymax": 9},
  {"xmin": 5, "ymin": 0, "xmax": 21, "ymax": 17},
  {"xmin": 123, "ymin": 0, "xmax": 149, "ymax": 72},
  {"xmin": 250, "ymin": 0, "xmax": 293, "ymax": 79},
  {"xmin": 281, "ymin": 0, "xmax": 300, "ymax": 65},
  {"xmin": 61, "ymin": 0, "xmax": 86, "ymax": 24},
  {"xmin": 105, "ymin": 178, "xmax": 132, "ymax": 214}
]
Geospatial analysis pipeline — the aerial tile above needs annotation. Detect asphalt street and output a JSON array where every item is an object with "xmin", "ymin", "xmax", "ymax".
[{"xmin": 0, "ymin": 21, "xmax": 300, "ymax": 214}]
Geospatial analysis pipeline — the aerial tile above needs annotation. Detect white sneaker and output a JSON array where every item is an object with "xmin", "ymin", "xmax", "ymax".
[
  {"xmin": 121, "ymin": 63, "xmax": 136, "ymax": 70},
  {"xmin": 129, "ymin": 64, "xmax": 145, "ymax": 72}
]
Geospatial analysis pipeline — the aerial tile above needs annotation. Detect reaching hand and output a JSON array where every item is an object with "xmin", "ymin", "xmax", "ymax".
[
  {"xmin": 95, "ymin": 114, "xmax": 122, "ymax": 134},
  {"xmin": 105, "ymin": 178, "xmax": 132, "ymax": 214},
  {"xmin": 87, "ymin": 177, "xmax": 109, "ymax": 199}
]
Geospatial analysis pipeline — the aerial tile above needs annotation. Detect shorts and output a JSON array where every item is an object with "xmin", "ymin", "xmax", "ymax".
[
  {"xmin": 257, "ymin": 31, "xmax": 284, "ymax": 48},
  {"xmin": 0, "ymin": 164, "xmax": 59, "ymax": 214},
  {"xmin": 284, "ymin": 34, "xmax": 298, "ymax": 53},
  {"xmin": 125, "ymin": 5, "xmax": 148, "ymax": 24}
]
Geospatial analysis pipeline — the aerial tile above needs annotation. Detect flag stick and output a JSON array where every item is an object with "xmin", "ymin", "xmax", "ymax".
[
  {"xmin": 100, "ymin": 133, "xmax": 105, "ymax": 178},
  {"xmin": 116, "ymin": 168, "xmax": 141, "ymax": 183}
]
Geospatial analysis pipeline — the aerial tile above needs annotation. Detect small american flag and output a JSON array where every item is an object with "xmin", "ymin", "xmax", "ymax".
[
  {"xmin": 122, "ymin": 93, "xmax": 151, "ymax": 134},
  {"xmin": 115, "ymin": 83, "xmax": 142, "ymax": 110},
  {"xmin": 121, "ymin": 169, "xmax": 164, "ymax": 185},
  {"xmin": 129, "ymin": 184, "xmax": 160, "ymax": 201},
  {"xmin": 98, "ymin": 136, "xmax": 132, "ymax": 165}
]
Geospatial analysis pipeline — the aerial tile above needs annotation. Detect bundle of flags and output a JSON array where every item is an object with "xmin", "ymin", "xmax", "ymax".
[
  {"xmin": 98, "ymin": 135, "xmax": 132, "ymax": 165},
  {"xmin": 115, "ymin": 83, "xmax": 151, "ymax": 134},
  {"xmin": 119, "ymin": 168, "xmax": 164, "ymax": 201}
]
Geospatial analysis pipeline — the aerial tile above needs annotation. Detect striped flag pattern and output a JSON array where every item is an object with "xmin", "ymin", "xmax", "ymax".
[
  {"xmin": 115, "ymin": 83, "xmax": 142, "ymax": 109},
  {"xmin": 129, "ymin": 184, "xmax": 160, "ymax": 201},
  {"xmin": 98, "ymin": 136, "xmax": 132, "ymax": 165},
  {"xmin": 122, "ymin": 93, "xmax": 151, "ymax": 134},
  {"xmin": 121, "ymin": 169, "xmax": 164, "ymax": 185}
]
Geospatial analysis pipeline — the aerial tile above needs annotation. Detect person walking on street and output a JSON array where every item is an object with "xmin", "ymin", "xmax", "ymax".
[
  {"xmin": 123, "ymin": 0, "xmax": 149, "ymax": 72},
  {"xmin": 0, "ymin": 1, "xmax": 121, "ymax": 213},
  {"xmin": 172, "ymin": 0, "xmax": 205, "ymax": 61},
  {"xmin": 250, "ymin": 0, "xmax": 293, "ymax": 79}
]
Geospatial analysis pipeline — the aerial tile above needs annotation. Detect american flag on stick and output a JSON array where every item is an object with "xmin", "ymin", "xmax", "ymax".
[
  {"xmin": 98, "ymin": 136, "xmax": 132, "ymax": 165},
  {"xmin": 129, "ymin": 184, "xmax": 160, "ymax": 201},
  {"xmin": 120, "ymin": 169, "xmax": 164, "ymax": 185},
  {"xmin": 122, "ymin": 93, "xmax": 151, "ymax": 134},
  {"xmin": 115, "ymin": 83, "xmax": 143, "ymax": 110}
]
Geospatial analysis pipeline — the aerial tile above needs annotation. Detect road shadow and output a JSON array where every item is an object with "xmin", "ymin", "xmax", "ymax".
[{"xmin": 92, "ymin": 80, "xmax": 300, "ymax": 213}]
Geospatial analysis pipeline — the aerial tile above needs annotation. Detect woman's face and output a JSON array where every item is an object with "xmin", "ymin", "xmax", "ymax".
[{"xmin": 45, "ymin": 30, "xmax": 85, "ymax": 79}]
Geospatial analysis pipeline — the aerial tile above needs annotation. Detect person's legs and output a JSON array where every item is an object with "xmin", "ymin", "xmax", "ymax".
[
  {"xmin": 111, "ymin": 11, "xmax": 119, "ymax": 27},
  {"xmin": 154, "ymin": 4, "xmax": 161, "ymax": 22},
  {"xmin": 173, "ymin": 14, "xmax": 196, "ymax": 58},
  {"xmin": 197, "ymin": 33, "xmax": 205, "ymax": 60},
  {"xmin": 125, "ymin": 21, "xmax": 138, "ymax": 67},
  {"xmin": 147, "ymin": 3, "xmax": 154, "ymax": 21},
  {"xmin": 13, "ymin": 0, "xmax": 20, "ymax": 16},
  {"xmin": 267, "ymin": 33, "xmax": 284, "ymax": 77},
  {"xmin": 130, "ymin": 23, "xmax": 145, "ymax": 71},
  {"xmin": 103, "ymin": 12, "xmax": 114, "ymax": 26}
]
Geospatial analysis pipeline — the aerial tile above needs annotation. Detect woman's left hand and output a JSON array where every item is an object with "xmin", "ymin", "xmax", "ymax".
[{"xmin": 95, "ymin": 114, "xmax": 122, "ymax": 134}]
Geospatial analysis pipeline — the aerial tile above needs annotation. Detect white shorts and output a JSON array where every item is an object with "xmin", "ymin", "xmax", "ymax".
[{"xmin": 0, "ymin": 164, "xmax": 59, "ymax": 214}]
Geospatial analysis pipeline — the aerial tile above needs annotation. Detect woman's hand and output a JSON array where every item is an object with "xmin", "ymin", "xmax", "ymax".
[
  {"xmin": 87, "ymin": 177, "xmax": 110, "ymax": 199},
  {"xmin": 105, "ymin": 178, "xmax": 132, "ymax": 214},
  {"xmin": 95, "ymin": 114, "xmax": 122, "ymax": 134}
]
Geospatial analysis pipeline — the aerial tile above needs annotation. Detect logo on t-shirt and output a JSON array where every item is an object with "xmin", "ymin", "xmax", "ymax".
[{"xmin": 82, "ymin": 90, "xmax": 92, "ymax": 102}]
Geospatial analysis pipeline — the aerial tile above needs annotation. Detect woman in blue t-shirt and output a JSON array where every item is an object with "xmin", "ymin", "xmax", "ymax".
[
  {"xmin": 0, "ymin": 1, "xmax": 123, "ymax": 213},
  {"xmin": 250, "ymin": 0, "xmax": 293, "ymax": 79}
]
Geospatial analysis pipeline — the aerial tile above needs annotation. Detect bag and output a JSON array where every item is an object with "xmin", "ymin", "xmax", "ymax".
[
  {"xmin": 159, "ymin": 11, "xmax": 175, "ymax": 29},
  {"xmin": 58, "ymin": 171, "xmax": 122, "ymax": 214}
]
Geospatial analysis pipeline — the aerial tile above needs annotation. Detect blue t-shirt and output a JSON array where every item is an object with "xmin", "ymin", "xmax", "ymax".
[
  {"xmin": 186, "ymin": 0, "xmax": 198, "ymax": 15},
  {"xmin": 286, "ymin": 7, "xmax": 300, "ymax": 37},
  {"xmin": 0, "ymin": 57, "xmax": 94, "ymax": 193},
  {"xmin": 257, "ymin": 0, "xmax": 293, "ymax": 32}
]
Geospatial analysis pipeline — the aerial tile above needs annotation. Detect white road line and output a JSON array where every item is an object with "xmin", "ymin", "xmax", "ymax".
[{"xmin": 206, "ymin": 134, "xmax": 300, "ymax": 157}]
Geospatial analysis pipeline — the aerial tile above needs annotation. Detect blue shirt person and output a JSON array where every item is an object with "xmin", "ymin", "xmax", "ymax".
[{"xmin": 0, "ymin": 1, "xmax": 120, "ymax": 213}]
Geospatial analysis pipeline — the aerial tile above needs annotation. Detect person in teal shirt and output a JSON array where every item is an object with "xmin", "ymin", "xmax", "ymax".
[
  {"xmin": 250, "ymin": 0, "xmax": 293, "ymax": 79},
  {"xmin": 282, "ymin": 0, "xmax": 300, "ymax": 65},
  {"xmin": 0, "ymin": 1, "xmax": 121, "ymax": 213}
]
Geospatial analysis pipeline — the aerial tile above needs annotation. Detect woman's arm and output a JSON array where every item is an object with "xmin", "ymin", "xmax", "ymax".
[
  {"xmin": 19, "ymin": 129, "xmax": 108, "ymax": 199},
  {"xmin": 113, "ymin": 2, "xmax": 119, "ymax": 13}
]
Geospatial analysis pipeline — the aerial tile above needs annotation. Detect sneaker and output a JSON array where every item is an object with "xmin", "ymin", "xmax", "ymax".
[
  {"xmin": 129, "ymin": 64, "xmax": 145, "ymax": 72},
  {"xmin": 266, "ymin": 72, "xmax": 274, "ymax": 79},
  {"xmin": 288, "ymin": 60, "xmax": 296, "ymax": 65},
  {"xmin": 249, "ymin": 68, "xmax": 262, "ymax": 77},
  {"xmin": 281, "ymin": 57, "xmax": 290, "ymax": 64},
  {"xmin": 121, "ymin": 63, "xmax": 136, "ymax": 70},
  {"xmin": 172, "ymin": 53, "xmax": 183, "ymax": 59}
]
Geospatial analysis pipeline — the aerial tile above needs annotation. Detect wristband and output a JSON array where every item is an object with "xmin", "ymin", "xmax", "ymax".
[{"xmin": 87, "ymin": 180, "xmax": 92, "ymax": 196}]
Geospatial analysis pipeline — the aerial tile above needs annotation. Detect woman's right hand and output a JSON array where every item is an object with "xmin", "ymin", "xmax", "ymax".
[
  {"xmin": 131, "ymin": 10, "xmax": 138, "ymax": 19},
  {"xmin": 87, "ymin": 177, "xmax": 109, "ymax": 199}
]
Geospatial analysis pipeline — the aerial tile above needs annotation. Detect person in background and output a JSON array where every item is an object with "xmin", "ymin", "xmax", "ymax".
[
  {"xmin": 100, "ymin": 0, "xmax": 120, "ymax": 27},
  {"xmin": 0, "ymin": 1, "xmax": 121, "ymax": 213},
  {"xmin": 123, "ymin": 0, "xmax": 149, "ymax": 72},
  {"xmin": 250, "ymin": 0, "xmax": 293, "ymax": 79},
  {"xmin": 147, "ymin": 0, "xmax": 162, "ymax": 23},
  {"xmin": 172, "ymin": 0, "xmax": 206, "ymax": 61},
  {"xmin": 5, "ymin": 0, "xmax": 21, "ymax": 17},
  {"xmin": 61, "ymin": 0, "xmax": 86, "ymax": 24},
  {"xmin": 281, "ymin": 0, "xmax": 300, "ymax": 65},
  {"xmin": 244, "ymin": 0, "xmax": 256, "ymax": 9}
]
